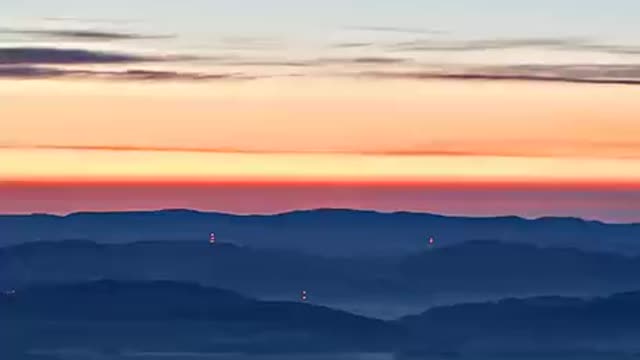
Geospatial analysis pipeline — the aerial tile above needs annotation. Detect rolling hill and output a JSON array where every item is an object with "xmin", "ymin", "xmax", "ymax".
[{"xmin": 1, "ymin": 209, "xmax": 639, "ymax": 256}]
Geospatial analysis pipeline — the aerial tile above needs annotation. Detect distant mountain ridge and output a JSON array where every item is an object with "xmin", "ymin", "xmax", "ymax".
[{"xmin": 1, "ymin": 208, "xmax": 640, "ymax": 256}]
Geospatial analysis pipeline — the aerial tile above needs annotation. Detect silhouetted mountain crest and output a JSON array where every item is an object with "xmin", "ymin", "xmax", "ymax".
[{"xmin": 2, "ymin": 209, "xmax": 638, "ymax": 256}]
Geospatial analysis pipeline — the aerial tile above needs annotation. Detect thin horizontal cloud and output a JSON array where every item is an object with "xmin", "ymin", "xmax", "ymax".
[
  {"xmin": 367, "ymin": 146, "xmax": 640, "ymax": 159},
  {"xmin": 3, "ymin": 140, "xmax": 639, "ymax": 159},
  {"xmin": 1, "ymin": 28, "xmax": 174, "ymax": 41},
  {"xmin": 42, "ymin": 17, "xmax": 140, "ymax": 25},
  {"xmin": 3, "ymin": 63, "xmax": 640, "ymax": 86},
  {"xmin": 330, "ymin": 36, "xmax": 640, "ymax": 56},
  {"xmin": 388, "ymin": 37, "xmax": 640, "ymax": 55},
  {"xmin": 343, "ymin": 57, "xmax": 408, "ymax": 64},
  {"xmin": 354, "ymin": 67, "xmax": 640, "ymax": 86},
  {"xmin": 317, "ymin": 57, "xmax": 409, "ymax": 65},
  {"xmin": 346, "ymin": 26, "xmax": 445, "ymax": 35},
  {"xmin": 0, "ymin": 66, "xmax": 255, "ymax": 81},
  {"xmin": 390, "ymin": 37, "xmax": 588, "ymax": 52},
  {"xmin": 332, "ymin": 42, "xmax": 375, "ymax": 49},
  {"xmin": 361, "ymin": 139, "xmax": 640, "ymax": 159},
  {"xmin": 0, "ymin": 143, "xmax": 496, "ymax": 156},
  {"xmin": 576, "ymin": 43, "xmax": 640, "ymax": 55},
  {"xmin": 214, "ymin": 60, "xmax": 312, "ymax": 67},
  {"xmin": 0, "ymin": 66, "xmax": 68, "ymax": 78},
  {"xmin": 474, "ymin": 64, "xmax": 640, "ymax": 79},
  {"xmin": 0, "ymin": 144, "xmax": 296, "ymax": 154},
  {"xmin": 0, "ymin": 47, "xmax": 173, "ymax": 65},
  {"xmin": 206, "ymin": 57, "xmax": 409, "ymax": 67}
]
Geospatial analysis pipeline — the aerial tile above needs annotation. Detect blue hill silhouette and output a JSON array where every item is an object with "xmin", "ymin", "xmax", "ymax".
[
  {"xmin": 398, "ymin": 291, "xmax": 640, "ymax": 353},
  {"xmin": 3, "ymin": 239, "xmax": 640, "ymax": 318},
  {"xmin": 4, "ymin": 280, "xmax": 640, "ymax": 357},
  {"xmin": 1, "ymin": 280, "xmax": 402, "ymax": 355},
  {"xmin": 1, "ymin": 209, "xmax": 639, "ymax": 256}
]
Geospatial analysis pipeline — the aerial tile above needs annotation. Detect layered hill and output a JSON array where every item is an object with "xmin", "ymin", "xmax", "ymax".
[{"xmin": 2, "ymin": 209, "xmax": 639, "ymax": 256}]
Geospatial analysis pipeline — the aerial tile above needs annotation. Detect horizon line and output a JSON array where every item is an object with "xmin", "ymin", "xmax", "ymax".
[
  {"xmin": 0, "ymin": 207, "xmax": 635, "ymax": 226},
  {"xmin": 3, "ymin": 178, "xmax": 640, "ymax": 190}
]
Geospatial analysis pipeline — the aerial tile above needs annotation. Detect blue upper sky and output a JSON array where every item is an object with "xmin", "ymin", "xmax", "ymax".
[
  {"xmin": 3, "ymin": 0, "xmax": 639, "ymax": 40},
  {"xmin": 2, "ymin": 0, "xmax": 640, "ymax": 82}
]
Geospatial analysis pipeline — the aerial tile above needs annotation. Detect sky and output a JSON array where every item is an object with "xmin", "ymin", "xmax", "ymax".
[{"xmin": 1, "ymin": 1, "xmax": 640, "ymax": 221}]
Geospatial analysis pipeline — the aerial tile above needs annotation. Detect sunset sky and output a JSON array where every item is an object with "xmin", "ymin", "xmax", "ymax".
[{"xmin": 1, "ymin": 1, "xmax": 640, "ymax": 221}]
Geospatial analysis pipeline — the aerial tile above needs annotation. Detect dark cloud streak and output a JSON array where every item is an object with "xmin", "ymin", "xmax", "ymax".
[
  {"xmin": 0, "ymin": 47, "xmax": 196, "ymax": 65},
  {"xmin": 387, "ymin": 37, "xmax": 640, "ymax": 55},
  {"xmin": 390, "ymin": 38, "xmax": 588, "ymax": 52},
  {"xmin": 2, "ymin": 28, "xmax": 174, "ymax": 41},
  {"xmin": 332, "ymin": 42, "xmax": 374, "ymax": 49},
  {"xmin": 3, "ymin": 140, "xmax": 639, "ymax": 159},
  {"xmin": 209, "ymin": 57, "xmax": 408, "ymax": 67},
  {"xmin": 475, "ymin": 64, "xmax": 640, "ymax": 79},
  {"xmin": 318, "ymin": 57, "xmax": 408, "ymax": 65},
  {"xmin": 0, "ymin": 47, "xmax": 155, "ymax": 64},
  {"xmin": 0, "ymin": 66, "xmax": 255, "ymax": 81},
  {"xmin": 356, "ymin": 70, "xmax": 640, "ymax": 86},
  {"xmin": 2, "ymin": 42, "xmax": 639, "ymax": 87},
  {"xmin": 3, "ymin": 62, "xmax": 640, "ymax": 86},
  {"xmin": 215, "ymin": 60, "xmax": 312, "ymax": 67}
]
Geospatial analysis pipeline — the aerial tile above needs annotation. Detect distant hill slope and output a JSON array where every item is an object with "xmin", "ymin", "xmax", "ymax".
[
  {"xmin": 395, "ymin": 240, "xmax": 640, "ymax": 294},
  {"xmin": 4, "ymin": 281, "xmax": 640, "ymax": 356},
  {"xmin": 0, "ymin": 240, "xmax": 380, "ymax": 302},
  {"xmin": 1, "ymin": 209, "xmax": 639, "ymax": 256},
  {"xmin": 0, "ymin": 280, "xmax": 402, "ymax": 355},
  {"xmin": 3, "ymin": 239, "xmax": 640, "ymax": 313},
  {"xmin": 398, "ymin": 291, "xmax": 640, "ymax": 353}
]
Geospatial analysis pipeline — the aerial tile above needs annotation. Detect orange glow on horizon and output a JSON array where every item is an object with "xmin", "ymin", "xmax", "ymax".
[
  {"xmin": 3, "ymin": 177, "xmax": 640, "ymax": 191},
  {"xmin": 2, "ymin": 78, "xmax": 639, "ymax": 196}
]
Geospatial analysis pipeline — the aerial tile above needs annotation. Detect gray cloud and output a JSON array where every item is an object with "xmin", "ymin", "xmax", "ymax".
[
  {"xmin": 0, "ymin": 47, "xmax": 150, "ymax": 64},
  {"xmin": 388, "ymin": 37, "xmax": 640, "ymax": 55},
  {"xmin": 4, "ymin": 61, "xmax": 640, "ymax": 86},
  {"xmin": 206, "ymin": 57, "xmax": 409, "ymax": 68},
  {"xmin": 330, "ymin": 36, "xmax": 640, "ymax": 56},
  {"xmin": 3, "ymin": 43, "xmax": 639, "ymax": 87},
  {"xmin": 214, "ymin": 60, "xmax": 312, "ymax": 67},
  {"xmin": 0, "ymin": 66, "xmax": 255, "ymax": 81},
  {"xmin": 95, "ymin": 69, "xmax": 252, "ymax": 81},
  {"xmin": 473, "ymin": 64, "xmax": 640, "ymax": 79},
  {"xmin": 354, "ymin": 66, "xmax": 640, "ymax": 86},
  {"xmin": 2, "ymin": 28, "xmax": 173, "ymax": 41},
  {"xmin": 222, "ymin": 56, "xmax": 408, "ymax": 66},
  {"xmin": 0, "ymin": 47, "xmax": 191, "ymax": 65},
  {"xmin": 390, "ymin": 37, "xmax": 589, "ymax": 52},
  {"xmin": 0, "ymin": 66, "xmax": 68, "ymax": 78},
  {"xmin": 317, "ymin": 57, "xmax": 408, "ymax": 65},
  {"xmin": 347, "ymin": 57, "xmax": 408, "ymax": 64},
  {"xmin": 573, "ymin": 43, "xmax": 640, "ymax": 55},
  {"xmin": 332, "ymin": 42, "xmax": 375, "ymax": 49}
]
